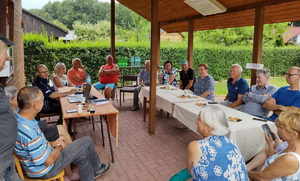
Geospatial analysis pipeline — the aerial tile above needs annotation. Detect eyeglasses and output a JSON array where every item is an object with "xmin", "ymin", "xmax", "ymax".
[
  {"xmin": 39, "ymin": 71, "xmax": 48, "ymax": 74},
  {"xmin": 284, "ymin": 73, "xmax": 300, "ymax": 77}
]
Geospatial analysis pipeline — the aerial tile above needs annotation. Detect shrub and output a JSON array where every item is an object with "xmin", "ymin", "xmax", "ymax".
[{"xmin": 24, "ymin": 34, "xmax": 300, "ymax": 83}]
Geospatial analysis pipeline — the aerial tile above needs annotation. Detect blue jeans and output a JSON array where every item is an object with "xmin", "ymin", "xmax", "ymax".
[
  {"xmin": 41, "ymin": 136, "xmax": 103, "ymax": 181},
  {"xmin": 0, "ymin": 158, "xmax": 22, "ymax": 181}
]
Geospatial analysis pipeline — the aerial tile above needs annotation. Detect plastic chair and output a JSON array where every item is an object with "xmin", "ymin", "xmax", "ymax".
[{"xmin": 15, "ymin": 156, "xmax": 65, "ymax": 181}]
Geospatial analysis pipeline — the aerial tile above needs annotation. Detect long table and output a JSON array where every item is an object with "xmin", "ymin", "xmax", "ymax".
[
  {"xmin": 139, "ymin": 86, "xmax": 206, "ymax": 113},
  {"xmin": 140, "ymin": 86, "xmax": 275, "ymax": 161}
]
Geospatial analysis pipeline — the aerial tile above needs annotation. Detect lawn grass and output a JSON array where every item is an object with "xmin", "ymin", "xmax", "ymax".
[{"xmin": 215, "ymin": 76, "xmax": 286, "ymax": 96}]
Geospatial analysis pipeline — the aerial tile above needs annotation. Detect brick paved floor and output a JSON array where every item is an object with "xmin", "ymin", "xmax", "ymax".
[{"xmin": 73, "ymin": 97, "xmax": 200, "ymax": 181}]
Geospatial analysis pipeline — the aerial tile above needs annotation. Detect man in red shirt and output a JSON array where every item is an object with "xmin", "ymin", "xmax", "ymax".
[{"xmin": 94, "ymin": 55, "xmax": 120, "ymax": 99}]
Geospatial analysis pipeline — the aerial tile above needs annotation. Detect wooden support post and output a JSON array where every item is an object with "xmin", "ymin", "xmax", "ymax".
[
  {"xmin": 8, "ymin": 1, "xmax": 14, "ymax": 41},
  {"xmin": 149, "ymin": 0, "xmax": 160, "ymax": 135},
  {"xmin": 251, "ymin": 6, "xmax": 264, "ymax": 85},
  {"xmin": 110, "ymin": 0, "xmax": 116, "ymax": 62},
  {"xmin": 0, "ymin": 0, "xmax": 8, "ymax": 36},
  {"xmin": 187, "ymin": 21, "xmax": 194, "ymax": 68}
]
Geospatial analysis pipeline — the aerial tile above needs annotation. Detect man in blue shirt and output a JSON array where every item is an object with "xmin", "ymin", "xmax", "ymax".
[
  {"xmin": 15, "ymin": 87, "xmax": 110, "ymax": 180},
  {"xmin": 225, "ymin": 64, "xmax": 249, "ymax": 108},
  {"xmin": 0, "ymin": 36, "xmax": 22, "ymax": 181},
  {"xmin": 263, "ymin": 66, "xmax": 300, "ymax": 121},
  {"xmin": 240, "ymin": 70, "xmax": 277, "ymax": 118},
  {"xmin": 193, "ymin": 64, "xmax": 215, "ymax": 100}
]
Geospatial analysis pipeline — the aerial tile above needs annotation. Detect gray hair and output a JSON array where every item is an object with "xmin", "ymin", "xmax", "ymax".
[
  {"xmin": 54, "ymin": 62, "xmax": 66, "ymax": 73},
  {"xmin": 72, "ymin": 58, "xmax": 81, "ymax": 64},
  {"xmin": 257, "ymin": 69, "xmax": 270, "ymax": 79},
  {"xmin": 145, "ymin": 60, "xmax": 150, "ymax": 65},
  {"xmin": 197, "ymin": 105, "xmax": 230, "ymax": 136},
  {"xmin": 17, "ymin": 86, "xmax": 42, "ymax": 110},
  {"xmin": 4, "ymin": 86, "xmax": 18, "ymax": 101},
  {"xmin": 231, "ymin": 64, "xmax": 243, "ymax": 74}
]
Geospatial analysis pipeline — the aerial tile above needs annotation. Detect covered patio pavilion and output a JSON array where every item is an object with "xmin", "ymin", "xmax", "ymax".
[
  {"xmin": 2, "ymin": 0, "xmax": 300, "ymax": 180},
  {"xmin": 109, "ymin": 0, "xmax": 300, "ymax": 134}
]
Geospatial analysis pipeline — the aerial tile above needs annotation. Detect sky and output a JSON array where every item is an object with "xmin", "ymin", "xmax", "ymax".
[{"xmin": 22, "ymin": 0, "xmax": 110, "ymax": 10}]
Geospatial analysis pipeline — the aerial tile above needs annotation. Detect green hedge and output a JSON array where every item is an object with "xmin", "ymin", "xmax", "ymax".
[{"xmin": 24, "ymin": 34, "xmax": 300, "ymax": 83}]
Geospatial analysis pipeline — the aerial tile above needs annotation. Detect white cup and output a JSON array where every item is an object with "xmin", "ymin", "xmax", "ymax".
[{"xmin": 78, "ymin": 104, "xmax": 83, "ymax": 113}]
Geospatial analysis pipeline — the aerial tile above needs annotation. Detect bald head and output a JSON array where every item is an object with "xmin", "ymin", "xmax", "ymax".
[
  {"xmin": 288, "ymin": 66, "xmax": 300, "ymax": 74},
  {"xmin": 106, "ymin": 55, "xmax": 114, "ymax": 65}
]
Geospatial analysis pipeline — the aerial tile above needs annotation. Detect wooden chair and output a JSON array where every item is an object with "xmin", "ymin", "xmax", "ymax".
[
  {"xmin": 36, "ymin": 112, "xmax": 61, "ymax": 124},
  {"xmin": 119, "ymin": 75, "xmax": 139, "ymax": 108},
  {"xmin": 15, "ymin": 156, "xmax": 65, "ymax": 181}
]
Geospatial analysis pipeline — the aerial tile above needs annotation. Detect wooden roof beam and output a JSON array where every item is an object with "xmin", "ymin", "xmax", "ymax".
[{"xmin": 160, "ymin": 0, "xmax": 299, "ymax": 26}]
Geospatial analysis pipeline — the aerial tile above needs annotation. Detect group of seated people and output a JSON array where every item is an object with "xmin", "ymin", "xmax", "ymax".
[
  {"xmin": 30, "ymin": 55, "xmax": 121, "ymax": 125},
  {"xmin": 160, "ymin": 62, "xmax": 300, "ymax": 180},
  {"xmin": 152, "ymin": 59, "xmax": 300, "ymax": 121},
  {"xmin": 2, "ymin": 33, "xmax": 300, "ymax": 181},
  {"xmin": 0, "ymin": 37, "xmax": 113, "ymax": 181},
  {"xmin": 170, "ymin": 105, "xmax": 300, "ymax": 181}
]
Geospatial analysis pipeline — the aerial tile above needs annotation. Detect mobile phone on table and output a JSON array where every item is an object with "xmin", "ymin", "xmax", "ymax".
[
  {"xmin": 262, "ymin": 124, "xmax": 276, "ymax": 141},
  {"xmin": 208, "ymin": 101, "xmax": 218, "ymax": 104}
]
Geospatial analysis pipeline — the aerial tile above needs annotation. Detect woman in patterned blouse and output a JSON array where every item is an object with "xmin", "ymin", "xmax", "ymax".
[{"xmin": 187, "ymin": 105, "xmax": 249, "ymax": 181}]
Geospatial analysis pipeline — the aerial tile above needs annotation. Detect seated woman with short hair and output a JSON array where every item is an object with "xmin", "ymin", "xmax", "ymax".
[
  {"xmin": 249, "ymin": 111, "xmax": 300, "ymax": 181},
  {"xmin": 170, "ymin": 105, "xmax": 249, "ymax": 181},
  {"xmin": 52, "ymin": 62, "xmax": 68, "ymax": 88}
]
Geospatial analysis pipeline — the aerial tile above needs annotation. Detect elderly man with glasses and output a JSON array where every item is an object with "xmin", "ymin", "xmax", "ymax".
[
  {"xmin": 0, "ymin": 36, "xmax": 22, "ymax": 181},
  {"xmin": 33, "ymin": 64, "xmax": 75, "ymax": 124},
  {"xmin": 263, "ymin": 66, "xmax": 300, "ymax": 121}
]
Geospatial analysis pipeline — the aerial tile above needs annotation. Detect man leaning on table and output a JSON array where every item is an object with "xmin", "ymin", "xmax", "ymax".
[
  {"xmin": 240, "ymin": 69, "xmax": 277, "ymax": 118},
  {"xmin": 224, "ymin": 64, "xmax": 249, "ymax": 108},
  {"xmin": 33, "ymin": 64, "xmax": 76, "ymax": 124},
  {"xmin": 15, "ymin": 86, "xmax": 110, "ymax": 181},
  {"xmin": 263, "ymin": 66, "xmax": 300, "ymax": 121},
  {"xmin": 193, "ymin": 64, "xmax": 215, "ymax": 101},
  {"xmin": 0, "ymin": 36, "xmax": 22, "ymax": 181}
]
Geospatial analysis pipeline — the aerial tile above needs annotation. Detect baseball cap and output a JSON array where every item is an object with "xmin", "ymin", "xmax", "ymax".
[
  {"xmin": 0, "ymin": 36, "xmax": 14, "ymax": 46},
  {"xmin": 180, "ymin": 60, "xmax": 188, "ymax": 65}
]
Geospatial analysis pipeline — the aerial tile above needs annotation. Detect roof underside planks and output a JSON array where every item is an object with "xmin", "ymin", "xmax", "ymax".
[{"xmin": 117, "ymin": 0, "xmax": 300, "ymax": 33}]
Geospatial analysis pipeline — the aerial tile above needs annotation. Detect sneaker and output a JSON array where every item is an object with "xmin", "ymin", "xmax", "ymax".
[{"xmin": 94, "ymin": 163, "xmax": 111, "ymax": 179}]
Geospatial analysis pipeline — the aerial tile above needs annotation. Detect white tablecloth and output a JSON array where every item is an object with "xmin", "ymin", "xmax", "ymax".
[
  {"xmin": 139, "ymin": 86, "xmax": 206, "ymax": 113},
  {"xmin": 173, "ymin": 101, "xmax": 276, "ymax": 161}
]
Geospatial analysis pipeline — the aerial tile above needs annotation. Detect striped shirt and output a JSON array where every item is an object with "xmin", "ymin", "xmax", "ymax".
[{"xmin": 14, "ymin": 114, "xmax": 53, "ymax": 178}]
